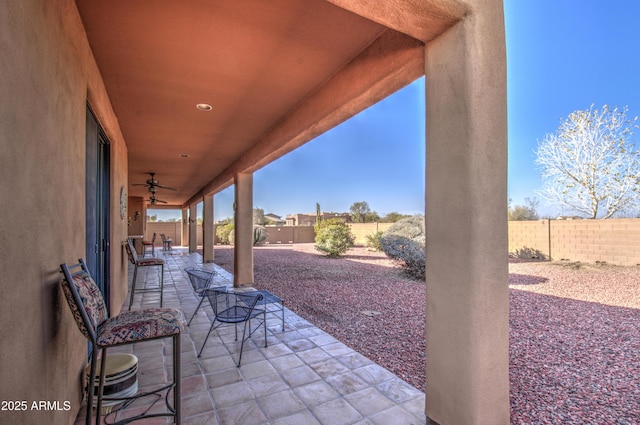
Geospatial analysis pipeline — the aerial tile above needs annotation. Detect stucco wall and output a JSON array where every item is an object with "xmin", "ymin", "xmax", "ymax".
[{"xmin": 0, "ymin": 1, "xmax": 129, "ymax": 423}]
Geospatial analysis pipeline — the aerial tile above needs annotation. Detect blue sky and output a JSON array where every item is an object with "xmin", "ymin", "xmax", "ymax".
[
  {"xmin": 151, "ymin": 0, "xmax": 640, "ymax": 221},
  {"xmin": 505, "ymin": 0, "xmax": 640, "ymax": 216}
]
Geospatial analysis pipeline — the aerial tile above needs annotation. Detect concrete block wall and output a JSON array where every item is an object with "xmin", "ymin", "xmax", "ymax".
[
  {"xmin": 144, "ymin": 222, "xmax": 183, "ymax": 246},
  {"xmin": 508, "ymin": 220, "xmax": 550, "ymax": 259},
  {"xmin": 509, "ymin": 218, "xmax": 640, "ymax": 266},
  {"xmin": 264, "ymin": 225, "xmax": 316, "ymax": 244},
  {"xmin": 348, "ymin": 222, "xmax": 393, "ymax": 246},
  {"xmin": 551, "ymin": 218, "xmax": 640, "ymax": 266},
  {"xmin": 145, "ymin": 222, "xmax": 396, "ymax": 247},
  {"xmin": 149, "ymin": 219, "xmax": 640, "ymax": 265},
  {"xmin": 262, "ymin": 223, "xmax": 393, "ymax": 245}
]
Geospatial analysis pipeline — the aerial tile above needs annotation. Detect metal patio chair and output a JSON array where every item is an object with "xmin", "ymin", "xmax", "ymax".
[
  {"xmin": 125, "ymin": 238, "xmax": 165, "ymax": 310},
  {"xmin": 160, "ymin": 233, "xmax": 172, "ymax": 252},
  {"xmin": 59, "ymin": 259, "xmax": 185, "ymax": 425},
  {"xmin": 141, "ymin": 232, "xmax": 156, "ymax": 257},
  {"xmin": 197, "ymin": 289, "xmax": 266, "ymax": 367},
  {"xmin": 184, "ymin": 267, "xmax": 227, "ymax": 326}
]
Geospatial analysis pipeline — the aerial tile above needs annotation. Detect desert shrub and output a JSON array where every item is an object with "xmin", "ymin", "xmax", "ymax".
[
  {"xmin": 314, "ymin": 219, "xmax": 355, "ymax": 257},
  {"xmin": 511, "ymin": 246, "xmax": 546, "ymax": 260},
  {"xmin": 314, "ymin": 217, "xmax": 344, "ymax": 233},
  {"xmin": 365, "ymin": 231, "xmax": 384, "ymax": 251},
  {"xmin": 253, "ymin": 225, "xmax": 268, "ymax": 246},
  {"xmin": 220, "ymin": 224, "xmax": 268, "ymax": 246},
  {"xmin": 216, "ymin": 222, "xmax": 234, "ymax": 244},
  {"xmin": 221, "ymin": 223, "xmax": 269, "ymax": 246},
  {"xmin": 381, "ymin": 216, "xmax": 425, "ymax": 279}
]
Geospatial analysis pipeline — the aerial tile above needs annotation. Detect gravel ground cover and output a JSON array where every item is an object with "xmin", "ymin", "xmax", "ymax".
[
  {"xmin": 211, "ymin": 244, "xmax": 640, "ymax": 424},
  {"xmin": 509, "ymin": 260, "xmax": 640, "ymax": 424}
]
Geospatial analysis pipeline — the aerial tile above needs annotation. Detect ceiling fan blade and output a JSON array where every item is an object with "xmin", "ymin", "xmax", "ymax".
[
  {"xmin": 132, "ymin": 173, "xmax": 175, "ymax": 191},
  {"xmin": 147, "ymin": 196, "xmax": 168, "ymax": 204}
]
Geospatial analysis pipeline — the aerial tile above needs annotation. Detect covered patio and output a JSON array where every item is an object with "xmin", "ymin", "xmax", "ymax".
[
  {"xmin": 74, "ymin": 248, "xmax": 425, "ymax": 424},
  {"xmin": 1, "ymin": 0, "xmax": 508, "ymax": 424}
]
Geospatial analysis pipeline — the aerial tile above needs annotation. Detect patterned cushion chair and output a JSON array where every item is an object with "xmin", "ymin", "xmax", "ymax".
[
  {"xmin": 125, "ymin": 238, "xmax": 165, "ymax": 310},
  {"xmin": 60, "ymin": 258, "xmax": 185, "ymax": 425}
]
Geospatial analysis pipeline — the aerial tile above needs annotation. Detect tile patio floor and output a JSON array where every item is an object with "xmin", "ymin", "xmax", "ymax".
[{"xmin": 75, "ymin": 247, "xmax": 426, "ymax": 425}]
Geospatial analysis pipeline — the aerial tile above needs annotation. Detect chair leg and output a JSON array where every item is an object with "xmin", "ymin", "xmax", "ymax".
[
  {"xmin": 187, "ymin": 295, "xmax": 206, "ymax": 326},
  {"xmin": 173, "ymin": 333, "xmax": 181, "ymax": 424},
  {"xmin": 95, "ymin": 348, "xmax": 107, "ymax": 425},
  {"xmin": 263, "ymin": 311, "xmax": 268, "ymax": 348},
  {"xmin": 237, "ymin": 320, "xmax": 252, "ymax": 367},
  {"xmin": 85, "ymin": 346, "xmax": 98, "ymax": 425},
  {"xmin": 159, "ymin": 264, "xmax": 164, "ymax": 308},
  {"xmin": 198, "ymin": 320, "xmax": 220, "ymax": 358},
  {"xmin": 281, "ymin": 301, "xmax": 285, "ymax": 331},
  {"xmin": 129, "ymin": 265, "xmax": 138, "ymax": 310}
]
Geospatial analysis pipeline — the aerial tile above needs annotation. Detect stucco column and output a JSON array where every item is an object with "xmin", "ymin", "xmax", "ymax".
[
  {"xmin": 189, "ymin": 203, "xmax": 197, "ymax": 253},
  {"xmin": 234, "ymin": 173, "xmax": 254, "ymax": 286},
  {"xmin": 424, "ymin": 1, "xmax": 509, "ymax": 424},
  {"xmin": 181, "ymin": 208, "xmax": 188, "ymax": 247},
  {"xmin": 203, "ymin": 193, "xmax": 215, "ymax": 263}
]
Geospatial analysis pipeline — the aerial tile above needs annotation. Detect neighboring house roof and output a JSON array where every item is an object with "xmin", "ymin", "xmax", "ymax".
[{"xmin": 265, "ymin": 213, "xmax": 286, "ymax": 224}]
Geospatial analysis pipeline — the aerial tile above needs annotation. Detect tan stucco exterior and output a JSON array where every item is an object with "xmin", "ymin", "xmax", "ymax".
[{"xmin": 0, "ymin": 1, "xmax": 129, "ymax": 423}]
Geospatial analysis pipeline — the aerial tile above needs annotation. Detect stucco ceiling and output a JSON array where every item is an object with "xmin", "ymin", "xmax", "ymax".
[{"xmin": 75, "ymin": 0, "xmax": 462, "ymax": 208}]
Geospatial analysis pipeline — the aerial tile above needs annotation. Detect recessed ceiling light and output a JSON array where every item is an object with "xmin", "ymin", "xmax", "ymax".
[
  {"xmin": 196, "ymin": 103, "xmax": 212, "ymax": 111},
  {"xmin": 180, "ymin": 154, "xmax": 189, "ymax": 158}
]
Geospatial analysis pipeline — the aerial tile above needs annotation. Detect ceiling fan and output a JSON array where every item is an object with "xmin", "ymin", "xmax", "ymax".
[
  {"xmin": 132, "ymin": 172, "xmax": 177, "ymax": 192},
  {"xmin": 147, "ymin": 195, "xmax": 167, "ymax": 205}
]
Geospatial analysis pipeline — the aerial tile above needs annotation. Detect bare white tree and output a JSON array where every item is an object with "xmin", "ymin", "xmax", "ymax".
[{"xmin": 535, "ymin": 104, "xmax": 640, "ymax": 219}]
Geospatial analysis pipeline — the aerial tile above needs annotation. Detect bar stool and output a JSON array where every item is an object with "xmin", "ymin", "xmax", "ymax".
[
  {"xmin": 59, "ymin": 258, "xmax": 185, "ymax": 425},
  {"xmin": 125, "ymin": 238, "xmax": 165, "ymax": 310}
]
